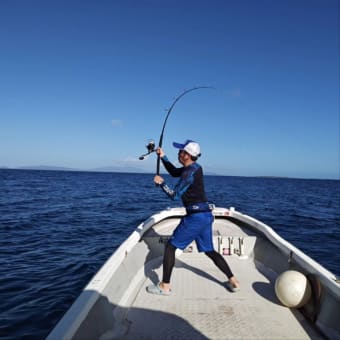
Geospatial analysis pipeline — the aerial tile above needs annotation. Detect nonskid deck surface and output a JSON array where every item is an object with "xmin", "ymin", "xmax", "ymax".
[{"xmin": 122, "ymin": 254, "xmax": 322, "ymax": 340}]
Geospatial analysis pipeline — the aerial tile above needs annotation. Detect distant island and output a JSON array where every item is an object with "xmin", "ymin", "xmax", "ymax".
[
  {"xmin": 1, "ymin": 165, "xmax": 148, "ymax": 173},
  {"xmin": 1, "ymin": 165, "xmax": 220, "ymax": 176},
  {"xmin": 1, "ymin": 166, "xmax": 337, "ymax": 180}
]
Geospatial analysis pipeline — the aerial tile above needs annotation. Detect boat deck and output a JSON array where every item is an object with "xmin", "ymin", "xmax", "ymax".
[
  {"xmin": 103, "ymin": 216, "xmax": 322, "ymax": 339},
  {"xmin": 115, "ymin": 253, "xmax": 321, "ymax": 339}
]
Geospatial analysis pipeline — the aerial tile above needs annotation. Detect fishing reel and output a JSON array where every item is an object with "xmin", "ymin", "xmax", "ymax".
[{"xmin": 139, "ymin": 140, "xmax": 156, "ymax": 160}]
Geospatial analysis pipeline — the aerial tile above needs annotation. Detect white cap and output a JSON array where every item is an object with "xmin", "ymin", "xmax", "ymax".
[{"xmin": 173, "ymin": 140, "xmax": 201, "ymax": 157}]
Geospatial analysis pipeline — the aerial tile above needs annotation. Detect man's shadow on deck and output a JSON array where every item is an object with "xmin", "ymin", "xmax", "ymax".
[{"xmin": 59, "ymin": 290, "xmax": 209, "ymax": 340}]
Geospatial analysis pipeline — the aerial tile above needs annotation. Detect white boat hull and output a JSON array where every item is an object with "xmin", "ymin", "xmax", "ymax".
[{"xmin": 47, "ymin": 207, "xmax": 340, "ymax": 340}]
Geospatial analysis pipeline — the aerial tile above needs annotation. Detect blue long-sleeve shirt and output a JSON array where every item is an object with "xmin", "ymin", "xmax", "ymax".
[{"xmin": 159, "ymin": 156, "xmax": 208, "ymax": 207}]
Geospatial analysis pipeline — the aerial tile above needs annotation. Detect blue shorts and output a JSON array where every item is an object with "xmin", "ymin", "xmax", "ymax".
[{"xmin": 169, "ymin": 212, "xmax": 214, "ymax": 252}]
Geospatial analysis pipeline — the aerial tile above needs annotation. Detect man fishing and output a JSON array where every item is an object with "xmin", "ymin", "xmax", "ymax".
[{"xmin": 147, "ymin": 139, "xmax": 240, "ymax": 295}]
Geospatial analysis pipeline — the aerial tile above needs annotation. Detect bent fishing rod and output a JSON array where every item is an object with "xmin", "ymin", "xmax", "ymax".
[{"xmin": 138, "ymin": 86, "xmax": 215, "ymax": 175}]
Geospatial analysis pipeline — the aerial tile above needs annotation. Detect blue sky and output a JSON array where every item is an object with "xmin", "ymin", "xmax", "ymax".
[{"xmin": 0, "ymin": 0, "xmax": 339, "ymax": 179}]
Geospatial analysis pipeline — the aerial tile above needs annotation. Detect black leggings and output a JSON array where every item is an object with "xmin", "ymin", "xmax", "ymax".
[
  {"xmin": 162, "ymin": 242, "xmax": 234, "ymax": 283},
  {"xmin": 205, "ymin": 250, "xmax": 233, "ymax": 279}
]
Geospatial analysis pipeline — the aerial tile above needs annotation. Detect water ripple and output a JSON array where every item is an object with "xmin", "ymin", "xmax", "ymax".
[{"xmin": 0, "ymin": 170, "xmax": 339, "ymax": 339}]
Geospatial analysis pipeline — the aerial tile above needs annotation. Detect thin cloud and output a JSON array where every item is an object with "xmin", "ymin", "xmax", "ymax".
[
  {"xmin": 123, "ymin": 157, "xmax": 139, "ymax": 162},
  {"xmin": 111, "ymin": 119, "xmax": 123, "ymax": 127}
]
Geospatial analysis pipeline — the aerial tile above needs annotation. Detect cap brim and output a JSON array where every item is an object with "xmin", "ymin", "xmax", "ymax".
[{"xmin": 172, "ymin": 142, "xmax": 185, "ymax": 149}]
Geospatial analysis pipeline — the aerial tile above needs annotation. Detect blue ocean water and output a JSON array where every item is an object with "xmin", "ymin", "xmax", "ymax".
[{"xmin": 0, "ymin": 169, "xmax": 339, "ymax": 339}]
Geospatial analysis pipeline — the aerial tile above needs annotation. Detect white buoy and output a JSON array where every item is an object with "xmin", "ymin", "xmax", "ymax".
[{"xmin": 275, "ymin": 270, "xmax": 312, "ymax": 308}]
